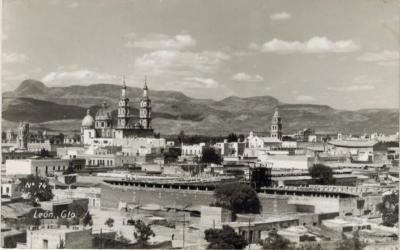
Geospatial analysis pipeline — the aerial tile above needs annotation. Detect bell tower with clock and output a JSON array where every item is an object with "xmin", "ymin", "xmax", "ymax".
[
  {"xmin": 117, "ymin": 77, "xmax": 130, "ymax": 129},
  {"xmin": 139, "ymin": 78, "xmax": 152, "ymax": 129}
]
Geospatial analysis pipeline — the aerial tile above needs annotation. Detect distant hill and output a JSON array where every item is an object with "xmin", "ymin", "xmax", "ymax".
[{"xmin": 2, "ymin": 80, "xmax": 399, "ymax": 135}]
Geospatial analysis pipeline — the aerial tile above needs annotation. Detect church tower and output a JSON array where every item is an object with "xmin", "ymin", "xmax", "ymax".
[
  {"xmin": 117, "ymin": 76, "xmax": 130, "ymax": 129},
  {"xmin": 139, "ymin": 78, "xmax": 152, "ymax": 129},
  {"xmin": 270, "ymin": 108, "xmax": 282, "ymax": 140},
  {"xmin": 17, "ymin": 122, "xmax": 29, "ymax": 150}
]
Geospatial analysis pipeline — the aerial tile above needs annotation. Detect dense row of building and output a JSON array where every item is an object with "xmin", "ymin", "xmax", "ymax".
[{"xmin": 1, "ymin": 79, "xmax": 399, "ymax": 249}]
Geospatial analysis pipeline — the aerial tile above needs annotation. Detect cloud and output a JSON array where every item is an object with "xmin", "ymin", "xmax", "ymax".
[
  {"xmin": 328, "ymin": 75, "xmax": 380, "ymax": 92},
  {"xmin": 296, "ymin": 95, "xmax": 315, "ymax": 102},
  {"xmin": 328, "ymin": 85, "xmax": 375, "ymax": 92},
  {"xmin": 357, "ymin": 50, "xmax": 399, "ymax": 67},
  {"xmin": 270, "ymin": 12, "xmax": 292, "ymax": 21},
  {"xmin": 2, "ymin": 52, "xmax": 28, "ymax": 63},
  {"xmin": 250, "ymin": 37, "xmax": 360, "ymax": 54},
  {"xmin": 41, "ymin": 70, "xmax": 118, "ymax": 85},
  {"xmin": 126, "ymin": 34, "xmax": 196, "ymax": 50},
  {"xmin": 184, "ymin": 77, "xmax": 219, "ymax": 88},
  {"xmin": 67, "ymin": 2, "xmax": 79, "ymax": 8},
  {"xmin": 232, "ymin": 72, "xmax": 264, "ymax": 82},
  {"xmin": 134, "ymin": 50, "xmax": 230, "ymax": 76}
]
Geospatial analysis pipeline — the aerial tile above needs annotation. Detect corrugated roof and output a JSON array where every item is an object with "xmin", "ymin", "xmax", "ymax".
[
  {"xmin": 260, "ymin": 137, "xmax": 282, "ymax": 143},
  {"xmin": 328, "ymin": 140, "xmax": 377, "ymax": 148},
  {"xmin": 1, "ymin": 202, "xmax": 34, "ymax": 219}
]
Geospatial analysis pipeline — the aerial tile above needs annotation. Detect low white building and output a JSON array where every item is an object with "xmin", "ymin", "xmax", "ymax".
[
  {"xmin": 259, "ymin": 155, "xmax": 315, "ymax": 170},
  {"xmin": 57, "ymin": 147, "xmax": 86, "ymax": 159},
  {"xmin": 53, "ymin": 187, "xmax": 101, "ymax": 208},
  {"xmin": 5, "ymin": 159, "xmax": 70, "ymax": 177},
  {"xmin": 181, "ymin": 143, "xmax": 206, "ymax": 157},
  {"xmin": 1, "ymin": 180, "xmax": 21, "ymax": 199},
  {"xmin": 245, "ymin": 131, "xmax": 282, "ymax": 157},
  {"xmin": 215, "ymin": 140, "xmax": 245, "ymax": 157},
  {"xmin": 327, "ymin": 140, "xmax": 376, "ymax": 162},
  {"xmin": 18, "ymin": 226, "xmax": 93, "ymax": 249}
]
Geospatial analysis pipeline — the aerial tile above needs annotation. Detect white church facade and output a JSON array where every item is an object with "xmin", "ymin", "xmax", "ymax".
[{"xmin": 81, "ymin": 79, "xmax": 157, "ymax": 147}]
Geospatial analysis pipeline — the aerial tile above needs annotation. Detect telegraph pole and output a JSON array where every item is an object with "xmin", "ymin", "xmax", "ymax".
[
  {"xmin": 182, "ymin": 212, "xmax": 186, "ymax": 248},
  {"xmin": 248, "ymin": 217, "xmax": 251, "ymax": 250}
]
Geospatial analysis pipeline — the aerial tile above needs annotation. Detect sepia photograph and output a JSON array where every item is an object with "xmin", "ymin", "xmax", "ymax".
[{"xmin": 1, "ymin": 0, "xmax": 399, "ymax": 249}]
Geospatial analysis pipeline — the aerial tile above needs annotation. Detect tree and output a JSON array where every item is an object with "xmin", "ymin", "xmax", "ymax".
[
  {"xmin": 377, "ymin": 191, "xmax": 399, "ymax": 227},
  {"xmin": 82, "ymin": 211, "xmax": 93, "ymax": 227},
  {"xmin": 262, "ymin": 229, "xmax": 292, "ymax": 250},
  {"xmin": 226, "ymin": 133, "xmax": 239, "ymax": 142},
  {"xmin": 204, "ymin": 225, "xmax": 247, "ymax": 249},
  {"xmin": 37, "ymin": 148, "xmax": 50, "ymax": 158},
  {"xmin": 22, "ymin": 208, "xmax": 44, "ymax": 226},
  {"xmin": 73, "ymin": 133, "xmax": 81, "ymax": 142},
  {"xmin": 213, "ymin": 183, "xmax": 261, "ymax": 219},
  {"xmin": 337, "ymin": 230, "xmax": 366, "ymax": 250},
  {"xmin": 104, "ymin": 217, "xmax": 114, "ymax": 228},
  {"xmin": 17, "ymin": 175, "xmax": 54, "ymax": 205},
  {"xmin": 1, "ymin": 131, "xmax": 6, "ymax": 141},
  {"xmin": 133, "ymin": 220, "xmax": 155, "ymax": 248},
  {"xmin": 57, "ymin": 133, "xmax": 65, "ymax": 143},
  {"xmin": 308, "ymin": 164, "xmax": 334, "ymax": 185},
  {"xmin": 201, "ymin": 147, "xmax": 222, "ymax": 164},
  {"xmin": 178, "ymin": 130, "xmax": 185, "ymax": 143}
]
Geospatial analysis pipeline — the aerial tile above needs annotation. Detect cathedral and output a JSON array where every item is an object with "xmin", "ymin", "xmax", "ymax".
[{"xmin": 81, "ymin": 79, "xmax": 153, "ymax": 145}]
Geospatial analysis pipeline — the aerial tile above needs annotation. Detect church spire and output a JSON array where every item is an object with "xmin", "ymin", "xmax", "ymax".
[
  {"xmin": 121, "ymin": 75, "xmax": 127, "ymax": 98},
  {"xmin": 122, "ymin": 74, "xmax": 126, "ymax": 88},
  {"xmin": 144, "ymin": 75, "xmax": 148, "ymax": 90},
  {"xmin": 143, "ymin": 76, "xmax": 149, "ymax": 98}
]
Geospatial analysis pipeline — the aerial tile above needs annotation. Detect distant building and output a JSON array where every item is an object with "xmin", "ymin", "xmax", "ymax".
[
  {"xmin": 17, "ymin": 122, "xmax": 29, "ymax": 150},
  {"xmin": 63, "ymin": 135, "xmax": 80, "ymax": 145},
  {"xmin": 6, "ymin": 129, "xmax": 16, "ymax": 143},
  {"xmin": 245, "ymin": 131, "xmax": 282, "ymax": 157},
  {"xmin": 1, "ymin": 179, "xmax": 21, "ymax": 199},
  {"xmin": 81, "ymin": 78, "xmax": 154, "ymax": 146},
  {"xmin": 327, "ymin": 140, "xmax": 377, "ymax": 162},
  {"xmin": 181, "ymin": 143, "xmax": 206, "ymax": 158},
  {"xmin": 19, "ymin": 226, "xmax": 93, "ymax": 249},
  {"xmin": 53, "ymin": 187, "xmax": 101, "ymax": 208},
  {"xmin": 215, "ymin": 140, "xmax": 245, "ymax": 157},
  {"xmin": 1, "ymin": 151, "xmax": 36, "ymax": 164},
  {"xmin": 294, "ymin": 128, "xmax": 315, "ymax": 142},
  {"xmin": 270, "ymin": 108, "xmax": 282, "ymax": 140},
  {"xmin": 5, "ymin": 159, "xmax": 70, "ymax": 177},
  {"xmin": 258, "ymin": 155, "xmax": 315, "ymax": 170}
]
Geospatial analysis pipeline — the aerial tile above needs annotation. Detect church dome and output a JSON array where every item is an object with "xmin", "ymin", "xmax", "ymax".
[
  {"xmin": 82, "ymin": 109, "xmax": 94, "ymax": 127},
  {"xmin": 95, "ymin": 102, "xmax": 112, "ymax": 120}
]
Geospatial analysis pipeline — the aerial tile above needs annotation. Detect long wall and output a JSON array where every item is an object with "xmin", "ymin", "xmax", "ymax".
[{"xmin": 99, "ymin": 183, "xmax": 298, "ymax": 216}]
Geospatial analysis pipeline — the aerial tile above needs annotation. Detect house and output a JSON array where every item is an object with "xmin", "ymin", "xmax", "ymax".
[
  {"xmin": 52, "ymin": 187, "xmax": 101, "ymax": 208},
  {"xmin": 5, "ymin": 159, "xmax": 71, "ymax": 177},
  {"xmin": 327, "ymin": 140, "xmax": 377, "ymax": 162},
  {"xmin": 17, "ymin": 225, "xmax": 93, "ymax": 249},
  {"xmin": 258, "ymin": 155, "xmax": 315, "ymax": 170},
  {"xmin": 215, "ymin": 140, "xmax": 245, "ymax": 157}
]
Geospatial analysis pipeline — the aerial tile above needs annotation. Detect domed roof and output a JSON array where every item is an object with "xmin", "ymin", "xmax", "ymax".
[
  {"xmin": 95, "ymin": 102, "xmax": 112, "ymax": 120},
  {"xmin": 82, "ymin": 109, "xmax": 94, "ymax": 127}
]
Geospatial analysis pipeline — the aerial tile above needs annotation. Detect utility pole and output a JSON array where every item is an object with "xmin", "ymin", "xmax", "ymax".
[
  {"xmin": 248, "ymin": 217, "xmax": 251, "ymax": 250},
  {"xmin": 182, "ymin": 212, "xmax": 186, "ymax": 248}
]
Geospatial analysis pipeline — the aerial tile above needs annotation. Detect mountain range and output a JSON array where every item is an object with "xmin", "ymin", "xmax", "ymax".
[{"xmin": 2, "ymin": 79, "xmax": 399, "ymax": 136}]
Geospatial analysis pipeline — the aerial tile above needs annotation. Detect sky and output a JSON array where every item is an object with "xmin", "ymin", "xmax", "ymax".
[{"xmin": 2, "ymin": 0, "xmax": 399, "ymax": 110}]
